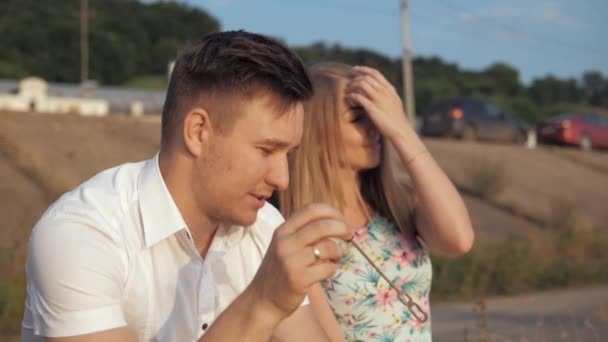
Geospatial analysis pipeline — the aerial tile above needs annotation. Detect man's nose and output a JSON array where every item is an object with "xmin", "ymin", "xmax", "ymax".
[{"xmin": 266, "ymin": 155, "xmax": 290, "ymax": 191}]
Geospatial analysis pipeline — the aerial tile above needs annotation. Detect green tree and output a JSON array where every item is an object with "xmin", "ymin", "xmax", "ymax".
[
  {"xmin": 0, "ymin": 0, "xmax": 220, "ymax": 84},
  {"xmin": 482, "ymin": 63, "xmax": 524, "ymax": 97},
  {"xmin": 582, "ymin": 70, "xmax": 608, "ymax": 107},
  {"xmin": 529, "ymin": 75, "xmax": 584, "ymax": 105},
  {"xmin": 294, "ymin": 42, "xmax": 401, "ymax": 93}
]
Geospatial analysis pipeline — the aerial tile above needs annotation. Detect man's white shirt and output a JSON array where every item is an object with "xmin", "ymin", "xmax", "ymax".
[{"xmin": 22, "ymin": 154, "xmax": 286, "ymax": 341}]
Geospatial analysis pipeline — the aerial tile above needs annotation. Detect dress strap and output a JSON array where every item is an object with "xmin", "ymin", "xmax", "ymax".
[{"xmin": 348, "ymin": 188, "xmax": 429, "ymax": 323}]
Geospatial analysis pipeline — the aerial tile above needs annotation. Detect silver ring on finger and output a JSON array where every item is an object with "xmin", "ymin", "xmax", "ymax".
[{"xmin": 312, "ymin": 245, "xmax": 321, "ymax": 261}]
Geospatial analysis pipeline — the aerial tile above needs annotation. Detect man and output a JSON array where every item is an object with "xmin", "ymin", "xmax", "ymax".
[{"xmin": 22, "ymin": 30, "xmax": 350, "ymax": 341}]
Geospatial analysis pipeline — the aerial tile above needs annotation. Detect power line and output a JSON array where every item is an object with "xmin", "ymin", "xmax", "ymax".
[
  {"xmin": 291, "ymin": 0, "xmax": 397, "ymax": 18},
  {"xmin": 317, "ymin": 0, "xmax": 607, "ymax": 59},
  {"xmin": 431, "ymin": 0, "xmax": 608, "ymax": 56},
  {"xmin": 410, "ymin": 1, "xmax": 603, "ymax": 67}
]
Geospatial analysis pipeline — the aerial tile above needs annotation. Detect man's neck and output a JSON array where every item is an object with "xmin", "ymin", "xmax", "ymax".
[
  {"xmin": 159, "ymin": 149, "xmax": 219, "ymax": 259},
  {"xmin": 181, "ymin": 202, "xmax": 219, "ymax": 259}
]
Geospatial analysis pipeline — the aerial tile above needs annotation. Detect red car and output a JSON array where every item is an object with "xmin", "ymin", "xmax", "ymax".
[{"xmin": 536, "ymin": 113, "xmax": 608, "ymax": 150}]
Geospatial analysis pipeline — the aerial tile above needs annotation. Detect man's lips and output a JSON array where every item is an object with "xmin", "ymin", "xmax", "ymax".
[
  {"xmin": 249, "ymin": 193, "xmax": 269, "ymax": 209},
  {"xmin": 250, "ymin": 193, "xmax": 271, "ymax": 200}
]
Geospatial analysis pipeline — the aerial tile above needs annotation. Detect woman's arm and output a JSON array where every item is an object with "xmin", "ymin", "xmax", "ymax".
[
  {"xmin": 390, "ymin": 128, "xmax": 474, "ymax": 256},
  {"xmin": 307, "ymin": 283, "xmax": 345, "ymax": 341},
  {"xmin": 346, "ymin": 65, "xmax": 474, "ymax": 257}
]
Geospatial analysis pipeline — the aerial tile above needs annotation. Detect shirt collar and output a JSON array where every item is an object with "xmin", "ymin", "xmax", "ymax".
[
  {"xmin": 138, "ymin": 153, "xmax": 187, "ymax": 248},
  {"xmin": 211, "ymin": 223, "xmax": 246, "ymax": 252}
]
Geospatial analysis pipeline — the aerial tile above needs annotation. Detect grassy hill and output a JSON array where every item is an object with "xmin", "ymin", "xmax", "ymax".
[
  {"xmin": 1, "ymin": 110, "xmax": 607, "ymax": 271},
  {"xmin": 0, "ymin": 110, "xmax": 607, "ymax": 333}
]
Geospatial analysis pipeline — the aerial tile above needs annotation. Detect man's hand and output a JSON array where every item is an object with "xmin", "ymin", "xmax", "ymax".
[{"xmin": 249, "ymin": 203, "xmax": 351, "ymax": 322}]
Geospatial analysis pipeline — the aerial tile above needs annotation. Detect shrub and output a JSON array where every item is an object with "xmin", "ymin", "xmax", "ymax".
[{"xmin": 463, "ymin": 157, "xmax": 509, "ymax": 200}]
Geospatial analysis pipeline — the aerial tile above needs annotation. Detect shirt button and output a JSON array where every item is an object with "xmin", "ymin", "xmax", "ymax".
[{"xmin": 202, "ymin": 323, "xmax": 208, "ymax": 331}]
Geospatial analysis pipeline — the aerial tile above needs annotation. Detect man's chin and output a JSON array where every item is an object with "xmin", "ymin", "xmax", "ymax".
[{"xmin": 226, "ymin": 211, "xmax": 259, "ymax": 227}]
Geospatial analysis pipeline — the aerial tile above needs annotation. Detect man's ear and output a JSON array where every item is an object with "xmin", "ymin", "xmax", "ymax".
[{"xmin": 183, "ymin": 107, "xmax": 212, "ymax": 157}]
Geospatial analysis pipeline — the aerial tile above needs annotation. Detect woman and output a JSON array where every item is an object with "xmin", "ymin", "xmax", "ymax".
[{"xmin": 277, "ymin": 62, "xmax": 474, "ymax": 341}]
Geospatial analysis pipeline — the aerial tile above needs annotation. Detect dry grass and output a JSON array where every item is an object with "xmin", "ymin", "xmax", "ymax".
[
  {"xmin": 462, "ymin": 156, "xmax": 509, "ymax": 200},
  {"xmin": 0, "ymin": 111, "xmax": 162, "ymax": 334},
  {"xmin": 0, "ymin": 111, "xmax": 607, "ymax": 335},
  {"xmin": 0, "ymin": 111, "xmax": 160, "ymax": 281},
  {"xmin": 0, "ymin": 125, "xmax": 71, "ymax": 201},
  {"xmin": 425, "ymin": 138, "xmax": 608, "ymax": 232},
  {"xmin": 0, "ymin": 284, "xmax": 25, "ymax": 333},
  {"xmin": 597, "ymin": 304, "xmax": 608, "ymax": 321},
  {"xmin": 431, "ymin": 223, "xmax": 608, "ymax": 301}
]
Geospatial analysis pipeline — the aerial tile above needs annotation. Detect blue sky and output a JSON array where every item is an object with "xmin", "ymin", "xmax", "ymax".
[{"xmin": 188, "ymin": 0, "xmax": 607, "ymax": 85}]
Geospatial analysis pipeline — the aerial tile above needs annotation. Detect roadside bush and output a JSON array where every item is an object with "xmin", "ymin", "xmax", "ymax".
[
  {"xmin": 431, "ymin": 228, "xmax": 608, "ymax": 302},
  {"xmin": 463, "ymin": 157, "xmax": 509, "ymax": 200},
  {"xmin": 0, "ymin": 283, "xmax": 25, "ymax": 333}
]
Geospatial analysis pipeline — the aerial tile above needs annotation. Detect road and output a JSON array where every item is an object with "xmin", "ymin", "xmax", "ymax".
[{"xmin": 432, "ymin": 285, "xmax": 608, "ymax": 341}]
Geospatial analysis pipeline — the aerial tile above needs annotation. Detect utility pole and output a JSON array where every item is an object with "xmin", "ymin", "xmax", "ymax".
[
  {"xmin": 400, "ymin": 0, "xmax": 416, "ymax": 124},
  {"xmin": 80, "ymin": 0, "xmax": 89, "ymax": 91}
]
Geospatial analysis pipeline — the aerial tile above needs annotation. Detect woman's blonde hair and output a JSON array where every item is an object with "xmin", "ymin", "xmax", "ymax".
[{"xmin": 278, "ymin": 62, "xmax": 416, "ymax": 235}]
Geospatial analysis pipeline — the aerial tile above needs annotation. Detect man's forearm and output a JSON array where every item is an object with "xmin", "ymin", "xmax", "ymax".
[{"xmin": 197, "ymin": 287, "xmax": 284, "ymax": 342}]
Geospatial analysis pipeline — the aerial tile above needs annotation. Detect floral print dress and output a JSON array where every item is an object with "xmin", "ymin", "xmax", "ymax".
[{"xmin": 322, "ymin": 215, "xmax": 433, "ymax": 341}]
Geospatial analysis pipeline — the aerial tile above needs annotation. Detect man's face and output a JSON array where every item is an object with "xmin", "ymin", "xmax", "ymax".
[{"xmin": 195, "ymin": 95, "xmax": 303, "ymax": 227}]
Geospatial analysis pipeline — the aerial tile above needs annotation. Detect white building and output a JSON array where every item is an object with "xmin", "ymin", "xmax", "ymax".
[{"xmin": 0, "ymin": 77, "xmax": 109, "ymax": 116}]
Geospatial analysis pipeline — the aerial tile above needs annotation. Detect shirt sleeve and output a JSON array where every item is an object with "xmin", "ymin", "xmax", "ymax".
[{"xmin": 24, "ymin": 216, "xmax": 129, "ymax": 337}]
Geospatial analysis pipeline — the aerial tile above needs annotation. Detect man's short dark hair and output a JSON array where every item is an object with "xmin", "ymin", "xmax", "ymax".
[{"xmin": 161, "ymin": 30, "xmax": 313, "ymax": 145}]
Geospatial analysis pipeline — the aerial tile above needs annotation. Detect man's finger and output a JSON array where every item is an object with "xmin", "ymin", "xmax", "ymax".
[
  {"xmin": 289, "ymin": 237, "xmax": 347, "ymax": 267},
  {"xmin": 275, "ymin": 203, "xmax": 344, "ymax": 236},
  {"xmin": 290, "ymin": 218, "xmax": 351, "ymax": 248},
  {"xmin": 309, "ymin": 238, "xmax": 347, "ymax": 264},
  {"xmin": 280, "ymin": 238, "xmax": 344, "ymax": 269},
  {"xmin": 303, "ymin": 262, "xmax": 341, "ymax": 285}
]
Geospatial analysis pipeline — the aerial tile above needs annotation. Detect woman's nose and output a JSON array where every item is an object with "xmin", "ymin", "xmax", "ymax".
[{"xmin": 367, "ymin": 121, "xmax": 380, "ymax": 139}]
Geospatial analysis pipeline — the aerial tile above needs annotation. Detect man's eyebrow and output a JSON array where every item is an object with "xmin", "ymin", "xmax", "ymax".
[{"xmin": 256, "ymin": 138, "xmax": 292, "ymax": 148}]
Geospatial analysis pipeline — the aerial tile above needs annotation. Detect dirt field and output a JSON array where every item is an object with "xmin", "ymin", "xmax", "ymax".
[
  {"xmin": 1, "ymin": 111, "xmax": 606, "ymax": 265},
  {"xmin": 1, "ymin": 110, "xmax": 607, "ymax": 339},
  {"xmin": 0, "ymin": 112, "xmax": 161, "ymax": 280},
  {"xmin": 425, "ymin": 138, "xmax": 608, "ymax": 231}
]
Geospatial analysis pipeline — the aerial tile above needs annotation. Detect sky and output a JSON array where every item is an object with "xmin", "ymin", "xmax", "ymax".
[{"xmin": 187, "ymin": 0, "xmax": 607, "ymax": 85}]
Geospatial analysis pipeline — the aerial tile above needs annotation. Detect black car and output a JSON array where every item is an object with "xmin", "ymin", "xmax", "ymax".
[{"xmin": 420, "ymin": 97, "xmax": 529, "ymax": 143}]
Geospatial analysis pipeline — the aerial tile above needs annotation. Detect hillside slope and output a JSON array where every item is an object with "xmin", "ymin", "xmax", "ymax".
[{"xmin": 1, "ymin": 110, "xmax": 607, "ymax": 279}]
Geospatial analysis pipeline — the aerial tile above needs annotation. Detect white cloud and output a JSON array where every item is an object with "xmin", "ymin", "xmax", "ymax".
[
  {"xmin": 493, "ymin": 27, "xmax": 531, "ymax": 44},
  {"xmin": 457, "ymin": 0, "xmax": 581, "ymax": 31}
]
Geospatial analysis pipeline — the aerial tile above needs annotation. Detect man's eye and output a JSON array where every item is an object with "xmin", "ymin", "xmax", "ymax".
[
  {"xmin": 287, "ymin": 148, "xmax": 299, "ymax": 159},
  {"xmin": 258, "ymin": 147, "xmax": 273, "ymax": 155}
]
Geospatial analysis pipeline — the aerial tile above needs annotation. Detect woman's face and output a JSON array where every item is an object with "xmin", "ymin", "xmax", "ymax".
[{"xmin": 336, "ymin": 77, "xmax": 382, "ymax": 172}]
